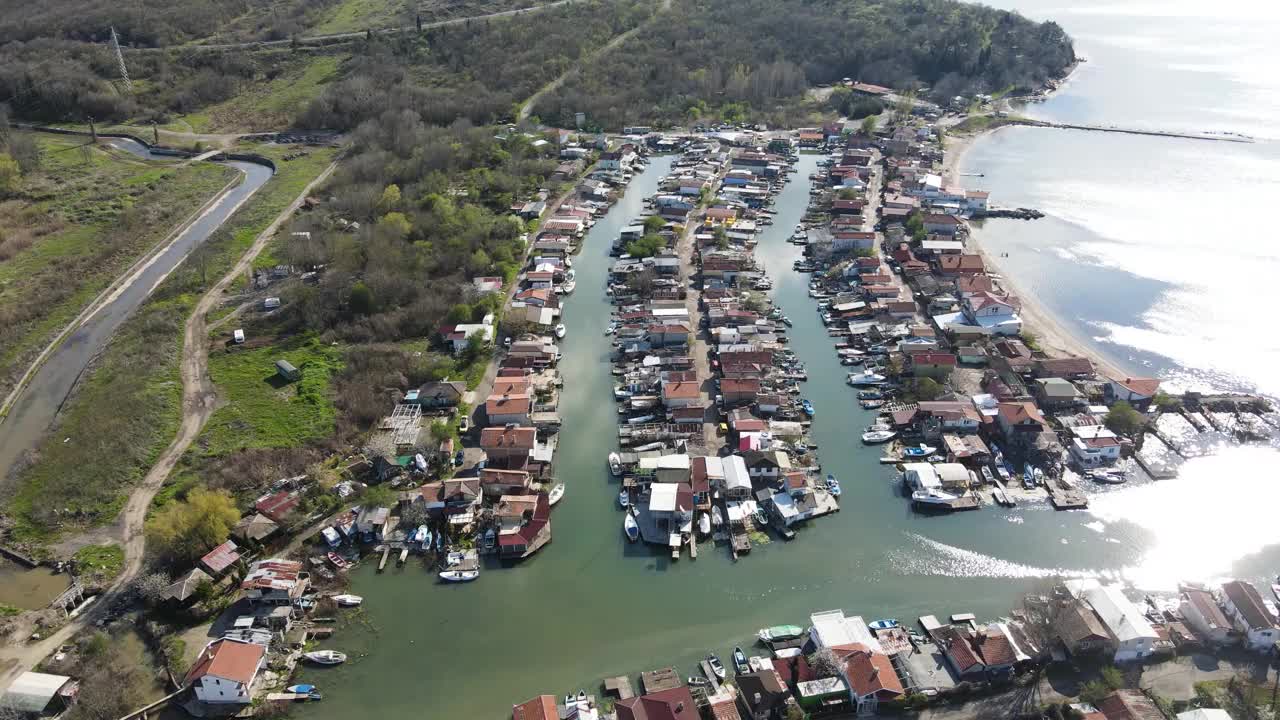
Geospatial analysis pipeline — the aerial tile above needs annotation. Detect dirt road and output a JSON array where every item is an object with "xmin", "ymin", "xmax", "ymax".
[{"xmin": 0, "ymin": 162, "xmax": 339, "ymax": 692}]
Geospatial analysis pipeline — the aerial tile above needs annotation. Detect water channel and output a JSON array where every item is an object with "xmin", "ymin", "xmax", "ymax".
[
  {"xmin": 299, "ymin": 153, "xmax": 1208, "ymax": 719},
  {"xmin": 0, "ymin": 139, "xmax": 273, "ymax": 486}
]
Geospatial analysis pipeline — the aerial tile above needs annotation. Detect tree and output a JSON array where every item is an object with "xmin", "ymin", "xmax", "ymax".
[
  {"xmin": 911, "ymin": 377, "xmax": 944, "ymax": 401},
  {"xmin": 860, "ymin": 114, "xmax": 878, "ymax": 136},
  {"xmin": 713, "ymin": 225, "xmax": 729, "ymax": 250},
  {"xmin": 145, "ymin": 488, "xmax": 240, "ymax": 564},
  {"xmin": 1079, "ymin": 680, "xmax": 1111, "ymax": 706},
  {"xmin": 349, "ymin": 281, "xmax": 375, "ymax": 315},
  {"xmin": 133, "ymin": 572, "xmax": 171, "ymax": 606},
  {"xmin": 0, "ymin": 153, "xmax": 20, "ymax": 196},
  {"xmin": 1104, "ymin": 401, "xmax": 1144, "ymax": 436},
  {"xmin": 1099, "ymin": 665, "xmax": 1124, "ymax": 691},
  {"xmin": 364, "ymin": 433, "xmax": 397, "ymax": 462},
  {"xmin": 836, "ymin": 187, "xmax": 860, "ymax": 200},
  {"xmin": 307, "ymin": 461, "xmax": 339, "ymax": 491},
  {"xmin": 377, "ymin": 183, "xmax": 402, "ymax": 212},
  {"xmin": 1152, "ymin": 391, "xmax": 1179, "ymax": 411},
  {"xmin": 361, "ymin": 483, "xmax": 397, "ymax": 508},
  {"xmin": 809, "ymin": 648, "xmax": 842, "ymax": 679},
  {"xmin": 643, "ymin": 215, "xmax": 666, "ymax": 234},
  {"xmin": 377, "ymin": 211, "xmax": 412, "ymax": 238},
  {"xmin": 626, "ymin": 233, "xmax": 666, "ymax": 259}
]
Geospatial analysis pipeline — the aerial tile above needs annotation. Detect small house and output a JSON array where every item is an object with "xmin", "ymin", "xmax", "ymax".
[
  {"xmin": 1220, "ymin": 580, "xmax": 1280, "ymax": 652},
  {"xmin": 275, "ymin": 359, "xmax": 300, "ymax": 382},
  {"xmin": 185, "ymin": 638, "xmax": 265, "ymax": 709},
  {"xmin": 199, "ymin": 540, "xmax": 241, "ymax": 579}
]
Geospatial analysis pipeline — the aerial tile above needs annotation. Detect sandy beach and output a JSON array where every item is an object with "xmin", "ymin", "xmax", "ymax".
[{"xmin": 941, "ymin": 123, "xmax": 1132, "ymax": 381}]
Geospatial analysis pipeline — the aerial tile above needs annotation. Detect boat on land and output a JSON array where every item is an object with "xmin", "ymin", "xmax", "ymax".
[
  {"xmin": 326, "ymin": 552, "xmax": 350, "ymax": 570},
  {"xmin": 862, "ymin": 430, "xmax": 896, "ymax": 444},
  {"xmin": 757, "ymin": 624, "xmax": 805, "ymax": 643},
  {"xmin": 706, "ymin": 654, "xmax": 727, "ymax": 680},
  {"xmin": 303, "ymin": 650, "xmax": 347, "ymax": 665},
  {"xmin": 733, "ymin": 647, "xmax": 749, "ymax": 674},
  {"xmin": 624, "ymin": 513, "xmax": 639, "ymax": 542},
  {"xmin": 439, "ymin": 569, "xmax": 479, "ymax": 583},
  {"xmin": 548, "ymin": 482, "xmax": 566, "ymax": 505},
  {"xmin": 1087, "ymin": 469, "xmax": 1127, "ymax": 484},
  {"xmin": 608, "ymin": 452, "xmax": 622, "ymax": 477},
  {"xmin": 331, "ymin": 594, "xmax": 362, "ymax": 607},
  {"xmin": 554, "ymin": 323, "xmax": 567, "ymax": 339},
  {"xmin": 980, "ymin": 466, "xmax": 995, "ymax": 484}
]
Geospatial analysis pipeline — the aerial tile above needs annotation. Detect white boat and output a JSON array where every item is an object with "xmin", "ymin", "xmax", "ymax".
[
  {"xmin": 711, "ymin": 506, "xmax": 724, "ymax": 527},
  {"xmin": 548, "ymin": 482, "xmax": 566, "ymax": 506},
  {"xmin": 698, "ymin": 512, "xmax": 711, "ymax": 536},
  {"xmin": 911, "ymin": 488, "xmax": 960, "ymax": 507},
  {"xmin": 446, "ymin": 551, "xmax": 466, "ymax": 567},
  {"xmin": 604, "ymin": 323, "xmax": 616, "ymax": 336},
  {"xmin": 331, "ymin": 594, "xmax": 363, "ymax": 607},
  {"xmin": 861, "ymin": 430, "xmax": 897, "ymax": 444},
  {"xmin": 303, "ymin": 650, "xmax": 347, "ymax": 665},
  {"xmin": 618, "ymin": 490, "xmax": 630, "ymax": 508},
  {"xmin": 623, "ymin": 514, "xmax": 639, "ymax": 542},
  {"xmin": 554, "ymin": 323, "xmax": 567, "ymax": 339},
  {"xmin": 607, "ymin": 452, "xmax": 622, "ymax": 477},
  {"xmin": 847, "ymin": 371, "xmax": 888, "ymax": 386},
  {"xmin": 439, "ymin": 569, "xmax": 479, "ymax": 583}
]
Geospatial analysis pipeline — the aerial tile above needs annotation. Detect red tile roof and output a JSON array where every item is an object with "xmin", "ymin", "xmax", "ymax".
[
  {"xmin": 1110, "ymin": 376, "xmax": 1162, "ymax": 398},
  {"xmin": 615, "ymin": 686, "xmax": 699, "ymax": 720},
  {"xmin": 185, "ymin": 639, "xmax": 264, "ymax": 686},
  {"xmin": 512, "ymin": 695, "xmax": 558, "ymax": 720},
  {"xmin": 662, "ymin": 381, "xmax": 701, "ymax": 400},
  {"xmin": 486, "ymin": 394, "xmax": 532, "ymax": 416},
  {"xmin": 973, "ymin": 627, "xmax": 1017, "ymax": 667},
  {"xmin": 836, "ymin": 644, "xmax": 905, "ymax": 700},
  {"xmin": 481, "ymin": 426, "xmax": 537, "ymax": 450}
]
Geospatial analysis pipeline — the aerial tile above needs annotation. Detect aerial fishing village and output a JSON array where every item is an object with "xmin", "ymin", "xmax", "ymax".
[{"xmin": 14, "ymin": 95, "xmax": 1280, "ymax": 719}]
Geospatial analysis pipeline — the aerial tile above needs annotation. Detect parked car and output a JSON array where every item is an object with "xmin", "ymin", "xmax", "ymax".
[
  {"xmin": 453, "ymin": 450, "xmax": 465, "ymax": 467},
  {"xmin": 458, "ymin": 416, "xmax": 470, "ymax": 433}
]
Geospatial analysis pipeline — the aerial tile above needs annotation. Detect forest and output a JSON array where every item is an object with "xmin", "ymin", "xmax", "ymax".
[{"xmin": 535, "ymin": 0, "xmax": 1075, "ymax": 128}]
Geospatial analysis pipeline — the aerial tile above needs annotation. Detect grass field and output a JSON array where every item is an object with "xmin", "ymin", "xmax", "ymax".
[
  {"xmin": 311, "ymin": 0, "xmax": 540, "ymax": 35},
  {"xmin": 189, "ymin": 54, "xmax": 347, "ymax": 133},
  {"xmin": 6, "ymin": 144, "xmax": 339, "ymax": 544},
  {"xmin": 0, "ymin": 135, "xmax": 237, "ymax": 400},
  {"xmin": 73, "ymin": 543, "xmax": 125, "ymax": 582},
  {"xmin": 201, "ymin": 337, "xmax": 342, "ymax": 456}
]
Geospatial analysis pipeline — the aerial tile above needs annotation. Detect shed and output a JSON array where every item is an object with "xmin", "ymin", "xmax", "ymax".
[
  {"xmin": 275, "ymin": 359, "xmax": 301, "ymax": 382},
  {"xmin": 1, "ymin": 672, "xmax": 78, "ymax": 714}
]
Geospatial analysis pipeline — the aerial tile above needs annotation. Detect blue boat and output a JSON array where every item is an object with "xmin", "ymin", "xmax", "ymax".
[
  {"xmin": 901, "ymin": 444, "xmax": 936, "ymax": 458},
  {"xmin": 800, "ymin": 399, "xmax": 815, "ymax": 417},
  {"xmin": 825, "ymin": 474, "xmax": 842, "ymax": 496},
  {"xmin": 1022, "ymin": 462, "xmax": 1037, "ymax": 490}
]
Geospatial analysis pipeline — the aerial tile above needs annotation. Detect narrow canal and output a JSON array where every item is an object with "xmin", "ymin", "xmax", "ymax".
[
  {"xmin": 304, "ymin": 154, "xmax": 1162, "ymax": 719},
  {"xmin": 0, "ymin": 139, "xmax": 273, "ymax": 484}
]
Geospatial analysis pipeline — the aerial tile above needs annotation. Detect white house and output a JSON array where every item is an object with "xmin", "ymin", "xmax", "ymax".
[
  {"xmin": 185, "ymin": 638, "xmax": 266, "ymax": 707},
  {"xmin": 1069, "ymin": 425, "xmax": 1122, "ymax": 466},
  {"xmin": 961, "ymin": 292, "xmax": 1022, "ymax": 335},
  {"xmin": 1178, "ymin": 587, "xmax": 1233, "ymax": 647},
  {"xmin": 809, "ymin": 610, "xmax": 884, "ymax": 652},
  {"xmin": 1106, "ymin": 375, "xmax": 1161, "ymax": 406},
  {"xmin": 901, "ymin": 462, "xmax": 941, "ymax": 491},
  {"xmin": 722, "ymin": 454, "xmax": 752, "ymax": 500},
  {"xmin": 1220, "ymin": 580, "xmax": 1280, "ymax": 652},
  {"xmin": 1067, "ymin": 580, "xmax": 1158, "ymax": 662}
]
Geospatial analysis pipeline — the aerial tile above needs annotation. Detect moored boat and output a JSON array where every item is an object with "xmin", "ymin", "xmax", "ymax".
[
  {"xmin": 326, "ymin": 552, "xmax": 350, "ymax": 570},
  {"xmin": 706, "ymin": 654, "xmax": 727, "ymax": 680},
  {"xmin": 847, "ymin": 371, "xmax": 888, "ymax": 386},
  {"xmin": 608, "ymin": 452, "xmax": 622, "ymax": 477},
  {"xmin": 303, "ymin": 650, "xmax": 347, "ymax": 665},
  {"xmin": 331, "ymin": 594, "xmax": 362, "ymax": 607},
  {"xmin": 624, "ymin": 513, "xmax": 639, "ymax": 542},
  {"xmin": 711, "ymin": 506, "xmax": 724, "ymax": 527},
  {"xmin": 867, "ymin": 618, "xmax": 900, "ymax": 630},
  {"xmin": 438, "ymin": 569, "xmax": 479, "ymax": 583},
  {"xmin": 825, "ymin": 475, "xmax": 842, "ymax": 496},
  {"xmin": 698, "ymin": 512, "xmax": 711, "ymax": 536},
  {"xmin": 618, "ymin": 489, "xmax": 630, "ymax": 508},
  {"xmin": 861, "ymin": 430, "xmax": 896, "ymax": 444},
  {"xmin": 688, "ymin": 676, "xmax": 709, "ymax": 687},
  {"xmin": 733, "ymin": 647, "xmax": 749, "ymax": 674},
  {"xmin": 548, "ymin": 482, "xmax": 566, "ymax": 506},
  {"xmin": 757, "ymin": 624, "xmax": 804, "ymax": 643},
  {"xmin": 554, "ymin": 323, "xmax": 567, "ymax": 339}
]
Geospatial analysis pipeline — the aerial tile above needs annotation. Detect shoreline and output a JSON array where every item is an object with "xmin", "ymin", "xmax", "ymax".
[{"xmin": 941, "ymin": 124, "xmax": 1132, "ymax": 381}]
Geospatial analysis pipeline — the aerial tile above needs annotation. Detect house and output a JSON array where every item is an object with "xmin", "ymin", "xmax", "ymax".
[
  {"xmin": 238, "ymin": 558, "xmax": 304, "ymax": 602},
  {"xmin": 721, "ymin": 378, "xmax": 761, "ymax": 405},
  {"xmin": 1105, "ymin": 376, "xmax": 1162, "ymax": 409},
  {"xmin": 832, "ymin": 643, "xmax": 905, "ymax": 715},
  {"xmin": 1069, "ymin": 425, "xmax": 1122, "ymax": 466},
  {"xmin": 199, "ymin": 540, "xmax": 241, "ymax": 578},
  {"xmin": 1220, "ymin": 580, "xmax": 1280, "ymax": 652},
  {"xmin": 938, "ymin": 254, "xmax": 984, "ymax": 277},
  {"xmin": 479, "ymin": 468, "xmax": 533, "ymax": 497},
  {"xmin": 1179, "ymin": 587, "xmax": 1233, "ymax": 647},
  {"xmin": 185, "ymin": 638, "xmax": 266, "ymax": 708},
  {"xmin": 923, "ymin": 213, "xmax": 963, "ymax": 236},
  {"xmin": 354, "ymin": 505, "xmax": 391, "ymax": 541},
  {"xmin": 443, "ymin": 319, "xmax": 495, "ymax": 353},
  {"xmin": 648, "ymin": 323, "xmax": 691, "ymax": 348},
  {"xmin": 512, "ymin": 695, "xmax": 559, "ymax": 720},
  {"xmin": 960, "ymin": 292, "xmax": 1022, "ymax": 335},
  {"xmin": 1034, "ymin": 357, "xmax": 1096, "ymax": 379},
  {"xmin": 996, "ymin": 402, "xmax": 1049, "ymax": 442},
  {"xmin": 616, "ymin": 685, "xmax": 699, "ymax": 720},
  {"xmin": 721, "ymin": 454, "xmax": 752, "ymax": 500},
  {"xmin": 736, "ymin": 669, "xmax": 791, "ymax": 720},
  {"xmin": 741, "ymin": 450, "xmax": 790, "ymax": 485},
  {"xmin": 661, "ymin": 379, "xmax": 701, "ymax": 409},
  {"xmin": 160, "ymin": 568, "xmax": 213, "ymax": 607},
  {"xmin": 916, "ymin": 401, "xmax": 982, "ymax": 436},
  {"xmin": 1054, "ymin": 600, "xmax": 1114, "ymax": 658},
  {"xmin": 254, "ymin": 490, "xmax": 301, "ymax": 525},
  {"xmin": 481, "ymin": 426, "xmax": 538, "ymax": 467},
  {"xmin": 1095, "ymin": 690, "xmax": 1164, "ymax": 720},
  {"xmin": 1176, "ymin": 711, "xmax": 1234, "ymax": 720},
  {"xmin": 413, "ymin": 380, "xmax": 467, "ymax": 408},
  {"xmin": 910, "ymin": 352, "xmax": 956, "ymax": 378},
  {"xmin": 1036, "ymin": 378, "xmax": 1083, "ymax": 409},
  {"xmin": 485, "ymin": 393, "xmax": 532, "ymax": 426},
  {"xmin": 1068, "ymin": 580, "xmax": 1159, "ymax": 662},
  {"xmin": 497, "ymin": 492, "xmax": 552, "ymax": 559},
  {"xmin": 933, "ymin": 625, "xmax": 986, "ymax": 679}
]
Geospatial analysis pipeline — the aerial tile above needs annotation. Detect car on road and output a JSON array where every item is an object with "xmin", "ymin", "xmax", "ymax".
[
  {"xmin": 458, "ymin": 416, "xmax": 470, "ymax": 433},
  {"xmin": 454, "ymin": 450, "xmax": 465, "ymax": 467}
]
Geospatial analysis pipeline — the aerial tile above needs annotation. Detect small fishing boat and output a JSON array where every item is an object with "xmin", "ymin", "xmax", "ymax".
[
  {"xmin": 608, "ymin": 452, "xmax": 622, "ymax": 477},
  {"xmin": 577, "ymin": 691, "xmax": 587, "ymax": 704},
  {"xmin": 754, "ymin": 509, "xmax": 768, "ymax": 526},
  {"xmin": 706, "ymin": 654, "xmax": 727, "ymax": 680},
  {"xmin": 326, "ymin": 552, "xmax": 350, "ymax": 570},
  {"xmin": 554, "ymin": 323, "xmax": 567, "ymax": 339},
  {"xmin": 780, "ymin": 316, "xmax": 792, "ymax": 327},
  {"xmin": 1087, "ymin": 469, "xmax": 1127, "ymax": 485},
  {"xmin": 711, "ymin": 506, "xmax": 724, "ymax": 527},
  {"xmin": 860, "ymin": 399, "xmax": 885, "ymax": 409},
  {"xmin": 624, "ymin": 513, "xmax": 639, "ymax": 542},
  {"xmin": 331, "ymin": 594, "xmax": 363, "ymax": 607},
  {"xmin": 438, "ymin": 569, "xmax": 479, "ymax": 583},
  {"xmin": 867, "ymin": 619, "xmax": 900, "ymax": 630},
  {"xmin": 561, "ymin": 279, "xmax": 576, "ymax": 294},
  {"xmin": 286, "ymin": 684, "xmax": 323, "ymax": 700},
  {"xmin": 733, "ymin": 647, "xmax": 749, "ymax": 674},
  {"xmin": 687, "ymin": 676, "xmax": 709, "ymax": 687},
  {"xmin": 757, "ymin": 624, "xmax": 805, "ymax": 643},
  {"xmin": 901, "ymin": 444, "xmax": 937, "ymax": 458},
  {"xmin": 698, "ymin": 512, "xmax": 711, "ymax": 536},
  {"xmin": 980, "ymin": 466, "xmax": 995, "ymax": 484},
  {"xmin": 861, "ymin": 430, "xmax": 896, "ymax": 444},
  {"xmin": 825, "ymin": 475, "xmax": 842, "ymax": 497},
  {"xmin": 856, "ymin": 389, "xmax": 883, "ymax": 400},
  {"xmin": 548, "ymin": 482, "xmax": 566, "ymax": 506},
  {"xmin": 847, "ymin": 371, "xmax": 888, "ymax": 386},
  {"xmin": 618, "ymin": 489, "xmax": 630, "ymax": 508},
  {"xmin": 604, "ymin": 323, "xmax": 616, "ymax": 336},
  {"xmin": 445, "ymin": 551, "xmax": 465, "ymax": 567},
  {"xmin": 303, "ymin": 650, "xmax": 347, "ymax": 665},
  {"xmin": 800, "ymin": 399, "xmax": 815, "ymax": 417}
]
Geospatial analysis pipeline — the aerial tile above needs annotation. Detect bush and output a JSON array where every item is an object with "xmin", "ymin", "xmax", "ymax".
[
  {"xmin": 144, "ymin": 488, "xmax": 240, "ymax": 564},
  {"xmin": 1104, "ymin": 401, "xmax": 1145, "ymax": 436}
]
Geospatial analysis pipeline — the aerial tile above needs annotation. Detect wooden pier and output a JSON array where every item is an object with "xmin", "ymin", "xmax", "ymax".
[
  {"xmin": 1047, "ymin": 486, "xmax": 1089, "ymax": 510},
  {"xmin": 377, "ymin": 546, "xmax": 390, "ymax": 572}
]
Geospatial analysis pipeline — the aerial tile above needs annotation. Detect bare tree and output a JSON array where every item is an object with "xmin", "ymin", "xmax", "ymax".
[
  {"xmin": 809, "ymin": 647, "xmax": 842, "ymax": 679},
  {"xmin": 133, "ymin": 572, "xmax": 170, "ymax": 605}
]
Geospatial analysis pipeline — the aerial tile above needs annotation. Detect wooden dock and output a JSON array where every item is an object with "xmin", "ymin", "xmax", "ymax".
[
  {"xmin": 1048, "ymin": 486, "xmax": 1089, "ymax": 510},
  {"xmin": 377, "ymin": 546, "xmax": 390, "ymax": 572},
  {"xmin": 397, "ymin": 546, "xmax": 408, "ymax": 566}
]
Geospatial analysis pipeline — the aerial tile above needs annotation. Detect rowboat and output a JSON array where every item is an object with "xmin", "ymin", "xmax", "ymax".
[
  {"xmin": 438, "ymin": 569, "xmax": 479, "ymax": 583},
  {"xmin": 624, "ymin": 514, "xmax": 639, "ymax": 542},
  {"xmin": 331, "ymin": 594, "xmax": 362, "ymax": 607},
  {"xmin": 548, "ymin": 482, "xmax": 566, "ymax": 506},
  {"xmin": 733, "ymin": 647, "xmax": 749, "ymax": 674},
  {"xmin": 706, "ymin": 654, "xmax": 727, "ymax": 680},
  {"xmin": 326, "ymin": 552, "xmax": 349, "ymax": 570}
]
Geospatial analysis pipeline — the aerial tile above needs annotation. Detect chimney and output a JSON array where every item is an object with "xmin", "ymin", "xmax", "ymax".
[{"xmin": 675, "ymin": 702, "xmax": 685, "ymax": 713}]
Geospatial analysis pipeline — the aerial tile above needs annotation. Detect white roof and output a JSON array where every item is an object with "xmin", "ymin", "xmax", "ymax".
[
  {"xmin": 649, "ymin": 483, "xmax": 678, "ymax": 512},
  {"xmin": 808, "ymin": 610, "xmax": 884, "ymax": 653},
  {"xmin": 700, "ymin": 456, "xmax": 725, "ymax": 480},
  {"xmin": 1074, "ymin": 581, "xmax": 1157, "ymax": 643},
  {"xmin": 1071, "ymin": 425, "xmax": 1117, "ymax": 440},
  {"xmin": 934, "ymin": 463, "xmax": 972, "ymax": 484},
  {"xmin": 723, "ymin": 455, "xmax": 751, "ymax": 492},
  {"xmin": 902, "ymin": 462, "xmax": 941, "ymax": 490},
  {"xmin": 772, "ymin": 492, "xmax": 799, "ymax": 519},
  {"xmin": 640, "ymin": 454, "xmax": 691, "ymax": 472},
  {"xmin": 921, "ymin": 240, "xmax": 964, "ymax": 251},
  {"xmin": 2, "ymin": 672, "xmax": 71, "ymax": 712}
]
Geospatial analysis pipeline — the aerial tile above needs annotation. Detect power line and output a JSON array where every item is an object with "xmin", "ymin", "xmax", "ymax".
[{"xmin": 110, "ymin": 26, "xmax": 132, "ymax": 92}]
